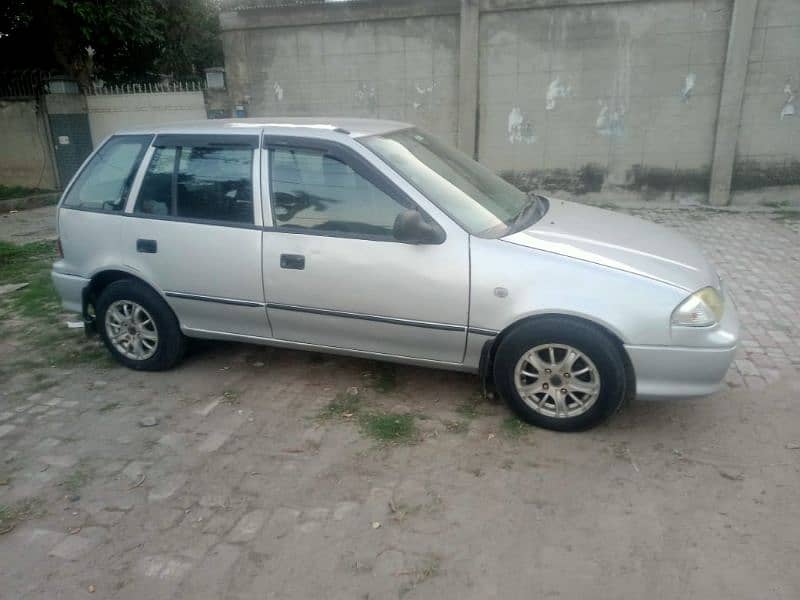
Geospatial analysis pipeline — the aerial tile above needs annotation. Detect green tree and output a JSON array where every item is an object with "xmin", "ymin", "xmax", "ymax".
[{"xmin": 0, "ymin": 0, "xmax": 222, "ymax": 87}]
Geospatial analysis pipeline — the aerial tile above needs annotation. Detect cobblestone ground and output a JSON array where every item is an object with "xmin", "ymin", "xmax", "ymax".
[{"xmin": 1, "ymin": 205, "xmax": 799, "ymax": 599}]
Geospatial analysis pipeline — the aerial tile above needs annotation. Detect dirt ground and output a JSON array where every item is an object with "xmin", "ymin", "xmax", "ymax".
[{"xmin": 1, "ymin": 203, "xmax": 799, "ymax": 599}]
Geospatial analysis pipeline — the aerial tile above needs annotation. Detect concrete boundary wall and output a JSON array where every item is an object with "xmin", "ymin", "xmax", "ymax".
[
  {"xmin": 86, "ymin": 92, "xmax": 207, "ymax": 147},
  {"xmin": 221, "ymin": 0, "xmax": 800, "ymax": 205},
  {"xmin": 0, "ymin": 99, "xmax": 58, "ymax": 189}
]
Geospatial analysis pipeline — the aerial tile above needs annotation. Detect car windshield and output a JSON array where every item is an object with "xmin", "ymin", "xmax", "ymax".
[{"xmin": 360, "ymin": 128, "xmax": 545, "ymax": 237}]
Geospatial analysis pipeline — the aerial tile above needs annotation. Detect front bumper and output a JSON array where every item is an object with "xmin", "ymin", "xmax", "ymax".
[
  {"xmin": 625, "ymin": 343, "xmax": 737, "ymax": 399},
  {"xmin": 51, "ymin": 270, "xmax": 89, "ymax": 314},
  {"xmin": 626, "ymin": 285, "xmax": 739, "ymax": 399}
]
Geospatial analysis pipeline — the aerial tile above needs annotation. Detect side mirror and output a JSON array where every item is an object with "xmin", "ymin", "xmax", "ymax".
[{"xmin": 393, "ymin": 210, "xmax": 445, "ymax": 244}]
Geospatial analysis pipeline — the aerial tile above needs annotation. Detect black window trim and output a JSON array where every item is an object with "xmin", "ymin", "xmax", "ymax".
[
  {"xmin": 263, "ymin": 135, "xmax": 446, "ymax": 244},
  {"xmin": 59, "ymin": 133, "xmax": 154, "ymax": 214},
  {"xmin": 132, "ymin": 135, "xmax": 258, "ymax": 226},
  {"xmin": 153, "ymin": 133, "xmax": 260, "ymax": 149}
]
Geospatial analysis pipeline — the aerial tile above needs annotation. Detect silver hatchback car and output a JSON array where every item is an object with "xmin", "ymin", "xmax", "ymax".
[{"xmin": 52, "ymin": 118, "xmax": 738, "ymax": 431}]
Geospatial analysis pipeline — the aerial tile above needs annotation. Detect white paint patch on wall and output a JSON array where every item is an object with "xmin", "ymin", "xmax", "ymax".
[
  {"xmin": 595, "ymin": 100, "xmax": 624, "ymax": 137},
  {"xmin": 508, "ymin": 106, "xmax": 536, "ymax": 144},
  {"xmin": 273, "ymin": 82, "xmax": 284, "ymax": 101},
  {"xmin": 545, "ymin": 77, "xmax": 571, "ymax": 110},
  {"xmin": 681, "ymin": 73, "xmax": 696, "ymax": 103},
  {"xmin": 355, "ymin": 82, "xmax": 377, "ymax": 112},
  {"xmin": 781, "ymin": 83, "xmax": 795, "ymax": 120}
]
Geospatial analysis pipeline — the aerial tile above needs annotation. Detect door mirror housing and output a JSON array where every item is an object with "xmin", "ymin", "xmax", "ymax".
[{"xmin": 393, "ymin": 210, "xmax": 445, "ymax": 244}]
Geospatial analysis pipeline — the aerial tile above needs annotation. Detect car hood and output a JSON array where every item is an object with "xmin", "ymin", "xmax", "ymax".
[{"xmin": 502, "ymin": 198, "xmax": 718, "ymax": 292}]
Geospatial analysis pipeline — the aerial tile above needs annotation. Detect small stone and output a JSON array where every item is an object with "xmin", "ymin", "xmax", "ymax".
[
  {"xmin": 371, "ymin": 521, "xmax": 381, "ymax": 529},
  {"xmin": 718, "ymin": 469, "xmax": 744, "ymax": 481},
  {"xmin": 138, "ymin": 416, "xmax": 159, "ymax": 427},
  {"xmin": 253, "ymin": 361, "xmax": 264, "ymax": 367},
  {"xmin": 93, "ymin": 380, "xmax": 108, "ymax": 389},
  {"xmin": 346, "ymin": 386, "xmax": 359, "ymax": 396},
  {"xmin": 786, "ymin": 443, "xmax": 800, "ymax": 450},
  {"xmin": 195, "ymin": 398, "xmax": 221, "ymax": 417},
  {"xmin": 67, "ymin": 494, "xmax": 80, "ymax": 502},
  {"xmin": 88, "ymin": 585, "xmax": 96, "ymax": 593}
]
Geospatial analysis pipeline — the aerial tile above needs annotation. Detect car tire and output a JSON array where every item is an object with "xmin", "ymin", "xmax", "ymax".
[
  {"xmin": 493, "ymin": 316, "xmax": 627, "ymax": 432},
  {"xmin": 96, "ymin": 279, "xmax": 186, "ymax": 371}
]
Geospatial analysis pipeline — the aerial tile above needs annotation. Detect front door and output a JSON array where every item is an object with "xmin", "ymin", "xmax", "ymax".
[
  {"xmin": 123, "ymin": 133, "xmax": 269, "ymax": 337},
  {"xmin": 261, "ymin": 138, "xmax": 469, "ymax": 363}
]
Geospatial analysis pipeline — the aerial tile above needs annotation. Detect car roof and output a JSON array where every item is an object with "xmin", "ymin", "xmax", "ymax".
[{"xmin": 116, "ymin": 117, "xmax": 412, "ymax": 139}]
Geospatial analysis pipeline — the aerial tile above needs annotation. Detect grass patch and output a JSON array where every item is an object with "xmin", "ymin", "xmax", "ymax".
[
  {"xmin": 0, "ymin": 185, "xmax": 51, "ymax": 201},
  {"xmin": 317, "ymin": 391, "xmax": 361, "ymax": 420},
  {"xmin": 500, "ymin": 415, "xmax": 529, "ymax": 439},
  {"xmin": 318, "ymin": 389, "xmax": 418, "ymax": 444},
  {"xmin": 0, "ymin": 239, "xmax": 60, "ymax": 321},
  {"xmin": 0, "ymin": 239, "xmax": 56, "ymax": 280},
  {"xmin": 359, "ymin": 412, "xmax": 417, "ymax": 444},
  {"xmin": 0, "ymin": 497, "xmax": 44, "ymax": 534}
]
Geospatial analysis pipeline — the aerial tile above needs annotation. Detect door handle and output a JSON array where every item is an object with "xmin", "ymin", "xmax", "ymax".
[
  {"xmin": 137, "ymin": 239, "xmax": 157, "ymax": 253},
  {"xmin": 280, "ymin": 254, "xmax": 305, "ymax": 270}
]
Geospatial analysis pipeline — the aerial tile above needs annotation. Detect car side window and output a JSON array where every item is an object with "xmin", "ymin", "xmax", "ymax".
[
  {"xmin": 269, "ymin": 146, "xmax": 409, "ymax": 238},
  {"xmin": 137, "ymin": 143, "xmax": 254, "ymax": 225},
  {"xmin": 62, "ymin": 135, "xmax": 151, "ymax": 212}
]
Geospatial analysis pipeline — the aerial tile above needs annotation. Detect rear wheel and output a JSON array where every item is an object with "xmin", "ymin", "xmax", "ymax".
[
  {"xmin": 96, "ymin": 279, "xmax": 185, "ymax": 370},
  {"xmin": 493, "ymin": 317, "xmax": 627, "ymax": 431}
]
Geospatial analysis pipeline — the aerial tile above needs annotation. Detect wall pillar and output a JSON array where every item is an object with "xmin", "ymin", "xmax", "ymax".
[
  {"xmin": 709, "ymin": 0, "xmax": 759, "ymax": 206},
  {"xmin": 457, "ymin": 0, "xmax": 480, "ymax": 158}
]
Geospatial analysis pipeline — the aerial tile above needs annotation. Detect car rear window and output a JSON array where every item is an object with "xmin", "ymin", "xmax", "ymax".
[
  {"xmin": 62, "ymin": 135, "xmax": 152, "ymax": 212},
  {"xmin": 136, "ymin": 143, "xmax": 254, "ymax": 225}
]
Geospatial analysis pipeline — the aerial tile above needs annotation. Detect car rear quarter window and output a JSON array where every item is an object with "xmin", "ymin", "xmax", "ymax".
[
  {"xmin": 62, "ymin": 135, "xmax": 152, "ymax": 212},
  {"xmin": 136, "ymin": 143, "xmax": 254, "ymax": 225}
]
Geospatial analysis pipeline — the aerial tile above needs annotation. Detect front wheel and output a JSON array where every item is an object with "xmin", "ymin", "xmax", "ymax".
[
  {"xmin": 493, "ymin": 317, "xmax": 628, "ymax": 431},
  {"xmin": 96, "ymin": 279, "xmax": 186, "ymax": 371}
]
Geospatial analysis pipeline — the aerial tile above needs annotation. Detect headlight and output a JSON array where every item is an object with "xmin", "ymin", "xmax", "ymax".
[{"xmin": 671, "ymin": 287, "xmax": 724, "ymax": 327}]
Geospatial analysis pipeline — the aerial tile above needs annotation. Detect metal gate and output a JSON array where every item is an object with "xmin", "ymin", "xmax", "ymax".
[{"xmin": 49, "ymin": 112, "xmax": 93, "ymax": 187}]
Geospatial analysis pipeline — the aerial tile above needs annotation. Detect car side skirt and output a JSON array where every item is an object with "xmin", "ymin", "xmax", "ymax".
[{"xmin": 183, "ymin": 326, "xmax": 481, "ymax": 373}]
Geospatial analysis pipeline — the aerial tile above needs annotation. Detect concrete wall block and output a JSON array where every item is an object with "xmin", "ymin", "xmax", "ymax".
[
  {"xmin": 296, "ymin": 28, "xmax": 325, "ymax": 56},
  {"xmin": 479, "ymin": 12, "xmax": 517, "ymax": 47},
  {"xmin": 748, "ymin": 27, "xmax": 767, "ymax": 63},
  {"xmin": 762, "ymin": 25, "xmax": 800, "ymax": 62},
  {"xmin": 756, "ymin": 0, "xmax": 800, "ymax": 28},
  {"xmin": 747, "ymin": 59, "xmax": 798, "ymax": 96},
  {"xmin": 484, "ymin": 44, "xmax": 518, "ymax": 77},
  {"xmin": 0, "ymin": 100, "xmax": 57, "ymax": 188},
  {"xmin": 404, "ymin": 51, "xmax": 436, "ymax": 78},
  {"xmin": 690, "ymin": 30, "xmax": 730, "ymax": 65},
  {"xmin": 376, "ymin": 52, "xmax": 407, "ymax": 79},
  {"xmin": 375, "ymin": 29, "xmax": 406, "ymax": 53}
]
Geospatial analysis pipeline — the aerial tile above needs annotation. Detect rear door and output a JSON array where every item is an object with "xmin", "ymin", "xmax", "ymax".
[
  {"xmin": 122, "ymin": 133, "xmax": 269, "ymax": 337},
  {"xmin": 261, "ymin": 136, "xmax": 470, "ymax": 363}
]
